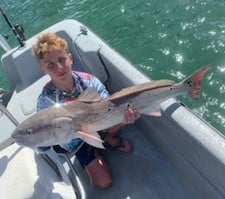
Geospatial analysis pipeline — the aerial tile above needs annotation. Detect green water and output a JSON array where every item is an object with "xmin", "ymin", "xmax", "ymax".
[{"xmin": 0, "ymin": 0, "xmax": 225, "ymax": 133}]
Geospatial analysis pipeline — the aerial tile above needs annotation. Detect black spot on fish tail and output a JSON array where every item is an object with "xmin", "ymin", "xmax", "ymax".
[
  {"xmin": 170, "ymin": 87, "xmax": 176, "ymax": 91},
  {"xmin": 186, "ymin": 65, "xmax": 210, "ymax": 99},
  {"xmin": 187, "ymin": 79, "xmax": 192, "ymax": 87}
]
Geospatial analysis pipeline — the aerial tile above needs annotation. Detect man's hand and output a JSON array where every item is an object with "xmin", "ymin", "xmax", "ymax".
[{"xmin": 122, "ymin": 108, "xmax": 140, "ymax": 124}]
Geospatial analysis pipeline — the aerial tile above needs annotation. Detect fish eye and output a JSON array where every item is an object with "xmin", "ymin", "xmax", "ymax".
[
  {"xmin": 27, "ymin": 128, "xmax": 33, "ymax": 135},
  {"xmin": 107, "ymin": 108, "xmax": 111, "ymax": 112}
]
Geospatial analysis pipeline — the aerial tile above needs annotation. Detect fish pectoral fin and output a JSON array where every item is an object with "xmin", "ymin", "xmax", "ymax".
[
  {"xmin": 77, "ymin": 88, "xmax": 104, "ymax": 102},
  {"xmin": 77, "ymin": 130, "xmax": 105, "ymax": 149},
  {"xmin": 141, "ymin": 110, "xmax": 162, "ymax": 117},
  {"xmin": 140, "ymin": 106, "xmax": 162, "ymax": 117}
]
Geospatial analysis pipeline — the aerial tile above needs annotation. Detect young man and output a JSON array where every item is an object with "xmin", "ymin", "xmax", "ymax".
[{"xmin": 33, "ymin": 32, "xmax": 139, "ymax": 188}]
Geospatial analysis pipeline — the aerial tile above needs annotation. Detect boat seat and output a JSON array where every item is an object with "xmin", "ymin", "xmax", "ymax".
[
  {"xmin": 97, "ymin": 45, "xmax": 150, "ymax": 94},
  {"xmin": 1, "ymin": 31, "xmax": 76, "ymax": 92},
  {"xmin": 0, "ymin": 143, "xmax": 77, "ymax": 199},
  {"xmin": 1, "ymin": 24, "xmax": 110, "ymax": 94},
  {"xmin": 72, "ymin": 30, "xmax": 109, "ymax": 85},
  {"xmin": 1, "ymin": 37, "xmax": 44, "ymax": 92}
]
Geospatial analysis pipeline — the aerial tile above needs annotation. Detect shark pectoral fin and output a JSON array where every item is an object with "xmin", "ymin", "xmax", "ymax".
[
  {"xmin": 77, "ymin": 130, "xmax": 105, "ymax": 149},
  {"xmin": 141, "ymin": 111, "xmax": 162, "ymax": 117}
]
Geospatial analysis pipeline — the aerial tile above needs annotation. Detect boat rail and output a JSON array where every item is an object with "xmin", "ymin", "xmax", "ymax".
[{"xmin": 0, "ymin": 103, "xmax": 18, "ymax": 126}]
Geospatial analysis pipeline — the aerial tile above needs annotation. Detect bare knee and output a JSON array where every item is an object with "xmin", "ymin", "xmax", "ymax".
[
  {"xmin": 96, "ymin": 175, "xmax": 112, "ymax": 189},
  {"xmin": 85, "ymin": 156, "xmax": 112, "ymax": 189}
]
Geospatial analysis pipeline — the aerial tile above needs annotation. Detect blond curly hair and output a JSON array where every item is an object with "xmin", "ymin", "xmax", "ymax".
[{"xmin": 33, "ymin": 32, "xmax": 68, "ymax": 60}]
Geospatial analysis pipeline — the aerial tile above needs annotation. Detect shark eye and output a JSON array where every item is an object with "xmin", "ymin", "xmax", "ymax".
[{"xmin": 27, "ymin": 128, "xmax": 33, "ymax": 135}]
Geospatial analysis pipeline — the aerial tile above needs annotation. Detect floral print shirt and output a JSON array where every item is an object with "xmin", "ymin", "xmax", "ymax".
[{"xmin": 37, "ymin": 71, "xmax": 109, "ymax": 111}]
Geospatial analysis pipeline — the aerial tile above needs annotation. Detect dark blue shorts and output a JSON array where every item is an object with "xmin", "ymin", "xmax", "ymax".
[
  {"xmin": 75, "ymin": 142, "xmax": 96, "ymax": 168},
  {"xmin": 61, "ymin": 138, "xmax": 96, "ymax": 168}
]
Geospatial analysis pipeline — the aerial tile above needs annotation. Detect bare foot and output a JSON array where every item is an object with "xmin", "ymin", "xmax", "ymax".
[{"xmin": 104, "ymin": 135, "xmax": 134, "ymax": 154}]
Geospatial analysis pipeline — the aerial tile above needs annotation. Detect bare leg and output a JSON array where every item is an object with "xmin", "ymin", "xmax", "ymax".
[{"xmin": 85, "ymin": 155, "xmax": 112, "ymax": 189}]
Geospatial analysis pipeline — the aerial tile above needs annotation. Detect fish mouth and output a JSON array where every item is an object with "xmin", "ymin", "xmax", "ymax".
[
  {"xmin": 11, "ymin": 131, "xmax": 19, "ymax": 139},
  {"xmin": 11, "ymin": 133, "xmax": 33, "ymax": 148},
  {"xmin": 11, "ymin": 134, "xmax": 22, "ymax": 144},
  {"xmin": 11, "ymin": 131, "xmax": 24, "ymax": 144}
]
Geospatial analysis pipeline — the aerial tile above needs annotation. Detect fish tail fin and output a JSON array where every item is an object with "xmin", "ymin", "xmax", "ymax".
[{"xmin": 182, "ymin": 65, "xmax": 211, "ymax": 99}]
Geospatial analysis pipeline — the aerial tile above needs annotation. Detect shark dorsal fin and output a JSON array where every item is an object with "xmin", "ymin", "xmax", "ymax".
[
  {"xmin": 77, "ymin": 88, "xmax": 103, "ymax": 102},
  {"xmin": 109, "ymin": 80, "xmax": 174, "ymax": 101}
]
